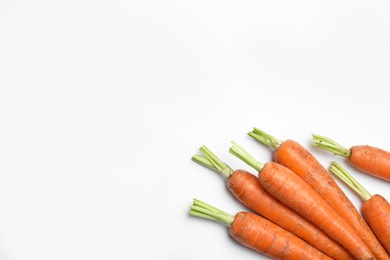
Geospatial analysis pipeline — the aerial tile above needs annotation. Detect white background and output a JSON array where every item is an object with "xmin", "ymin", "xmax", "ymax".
[{"xmin": 1, "ymin": 1, "xmax": 390, "ymax": 259}]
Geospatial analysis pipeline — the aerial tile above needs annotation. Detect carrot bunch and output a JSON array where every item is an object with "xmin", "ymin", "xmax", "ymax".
[
  {"xmin": 192, "ymin": 145, "xmax": 354, "ymax": 260},
  {"xmin": 249, "ymin": 127, "xmax": 389, "ymax": 260},
  {"xmin": 188, "ymin": 127, "xmax": 390, "ymax": 260}
]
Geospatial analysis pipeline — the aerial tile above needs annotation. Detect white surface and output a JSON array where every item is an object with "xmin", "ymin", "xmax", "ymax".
[{"xmin": 1, "ymin": 1, "xmax": 390, "ymax": 259}]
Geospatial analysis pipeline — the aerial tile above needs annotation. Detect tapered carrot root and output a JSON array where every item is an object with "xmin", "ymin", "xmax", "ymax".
[
  {"xmin": 192, "ymin": 145, "xmax": 354, "ymax": 260},
  {"xmin": 312, "ymin": 134, "xmax": 390, "ymax": 182},
  {"xmin": 229, "ymin": 142, "xmax": 374, "ymax": 260},
  {"xmin": 330, "ymin": 162, "xmax": 390, "ymax": 255},
  {"xmin": 189, "ymin": 199, "xmax": 334, "ymax": 260},
  {"xmin": 249, "ymin": 127, "xmax": 390, "ymax": 260},
  {"xmin": 363, "ymin": 195, "xmax": 390, "ymax": 254}
]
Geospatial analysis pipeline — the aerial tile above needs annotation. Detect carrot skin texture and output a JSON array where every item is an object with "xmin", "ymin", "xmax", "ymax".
[
  {"xmin": 275, "ymin": 140, "xmax": 343, "ymax": 190},
  {"xmin": 274, "ymin": 140, "xmax": 390, "ymax": 260},
  {"xmin": 363, "ymin": 194, "xmax": 390, "ymax": 254},
  {"xmin": 350, "ymin": 145, "xmax": 390, "ymax": 182},
  {"xmin": 230, "ymin": 212, "xmax": 333, "ymax": 260},
  {"xmin": 258, "ymin": 161, "xmax": 374, "ymax": 260},
  {"xmin": 227, "ymin": 170, "xmax": 354, "ymax": 260}
]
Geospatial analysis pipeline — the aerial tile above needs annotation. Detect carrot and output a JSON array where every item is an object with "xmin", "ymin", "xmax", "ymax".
[
  {"xmin": 312, "ymin": 134, "xmax": 390, "ymax": 182},
  {"xmin": 330, "ymin": 161, "xmax": 390, "ymax": 254},
  {"xmin": 229, "ymin": 141, "xmax": 374, "ymax": 260},
  {"xmin": 249, "ymin": 127, "xmax": 390, "ymax": 260},
  {"xmin": 189, "ymin": 199, "xmax": 334, "ymax": 260},
  {"xmin": 192, "ymin": 145, "xmax": 354, "ymax": 260}
]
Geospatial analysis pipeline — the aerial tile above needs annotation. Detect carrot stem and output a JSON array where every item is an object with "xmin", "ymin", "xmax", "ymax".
[
  {"xmin": 192, "ymin": 154, "xmax": 216, "ymax": 170},
  {"xmin": 248, "ymin": 127, "xmax": 283, "ymax": 150},
  {"xmin": 329, "ymin": 161, "xmax": 372, "ymax": 201},
  {"xmin": 311, "ymin": 134, "xmax": 351, "ymax": 158},
  {"xmin": 189, "ymin": 199, "xmax": 235, "ymax": 226},
  {"xmin": 192, "ymin": 145, "xmax": 234, "ymax": 178},
  {"xmin": 229, "ymin": 141, "xmax": 264, "ymax": 172}
]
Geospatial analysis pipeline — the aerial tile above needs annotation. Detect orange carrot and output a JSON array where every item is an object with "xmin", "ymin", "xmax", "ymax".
[
  {"xmin": 229, "ymin": 142, "xmax": 374, "ymax": 260},
  {"xmin": 330, "ymin": 161, "xmax": 390, "ymax": 255},
  {"xmin": 189, "ymin": 199, "xmax": 334, "ymax": 260},
  {"xmin": 249, "ymin": 127, "xmax": 390, "ymax": 260},
  {"xmin": 192, "ymin": 145, "xmax": 354, "ymax": 260},
  {"xmin": 312, "ymin": 134, "xmax": 390, "ymax": 182}
]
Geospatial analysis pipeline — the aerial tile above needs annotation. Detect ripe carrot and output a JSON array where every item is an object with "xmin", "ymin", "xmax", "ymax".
[
  {"xmin": 189, "ymin": 199, "xmax": 334, "ymax": 260},
  {"xmin": 229, "ymin": 142, "xmax": 375, "ymax": 260},
  {"xmin": 330, "ymin": 161, "xmax": 390, "ymax": 255},
  {"xmin": 249, "ymin": 127, "xmax": 390, "ymax": 260},
  {"xmin": 312, "ymin": 134, "xmax": 390, "ymax": 182},
  {"xmin": 192, "ymin": 145, "xmax": 354, "ymax": 260}
]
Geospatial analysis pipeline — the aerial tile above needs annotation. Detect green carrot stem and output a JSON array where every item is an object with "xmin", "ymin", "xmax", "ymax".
[
  {"xmin": 329, "ymin": 161, "xmax": 372, "ymax": 202},
  {"xmin": 192, "ymin": 155, "xmax": 216, "ymax": 171},
  {"xmin": 311, "ymin": 134, "xmax": 351, "ymax": 158},
  {"xmin": 248, "ymin": 127, "xmax": 283, "ymax": 150},
  {"xmin": 229, "ymin": 141, "xmax": 264, "ymax": 172},
  {"xmin": 189, "ymin": 199, "xmax": 235, "ymax": 226},
  {"xmin": 191, "ymin": 145, "xmax": 233, "ymax": 178}
]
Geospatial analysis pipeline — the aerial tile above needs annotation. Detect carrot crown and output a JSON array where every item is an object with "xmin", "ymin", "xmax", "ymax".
[
  {"xmin": 248, "ymin": 127, "xmax": 283, "ymax": 150},
  {"xmin": 329, "ymin": 161, "xmax": 372, "ymax": 201},
  {"xmin": 311, "ymin": 134, "xmax": 351, "ymax": 158},
  {"xmin": 229, "ymin": 141, "xmax": 264, "ymax": 172},
  {"xmin": 192, "ymin": 145, "xmax": 234, "ymax": 178},
  {"xmin": 189, "ymin": 199, "xmax": 235, "ymax": 226}
]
